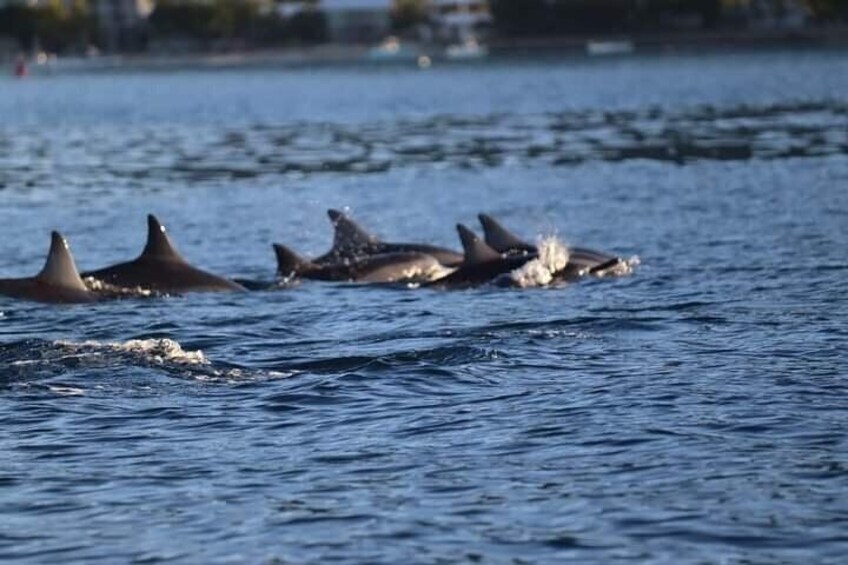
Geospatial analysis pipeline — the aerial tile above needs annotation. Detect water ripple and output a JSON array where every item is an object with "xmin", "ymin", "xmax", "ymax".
[{"xmin": 1, "ymin": 101, "xmax": 846, "ymax": 192}]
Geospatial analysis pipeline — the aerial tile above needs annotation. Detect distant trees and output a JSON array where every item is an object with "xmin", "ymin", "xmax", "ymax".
[
  {"xmin": 803, "ymin": 0, "xmax": 848, "ymax": 20},
  {"xmin": 488, "ymin": 0, "xmax": 747, "ymax": 36},
  {"xmin": 488, "ymin": 0, "xmax": 550, "ymax": 36},
  {"xmin": 391, "ymin": 0, "xmax": 429, "ymax": 31},
  {"xmin": 0, "ymin": 0, "xmax": 93, "ymax": 53},
  {"xmin": 636, "ymin": 0, "xmax": 722, "ymax": 29},
  {"xmin": 148, "ymin": 0, "xmax": 327, "ymax": 47},
  {"xmin": 148, "ymin": 0, "xmax": 216, "ymax": 40},
  {"xmin": 286, "ymin": 10, "xmax": 328, "ymax": 44}
]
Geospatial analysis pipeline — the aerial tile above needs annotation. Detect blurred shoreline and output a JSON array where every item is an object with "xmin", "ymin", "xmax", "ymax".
[{"xmin": 7, "ymin": 25, "xmax": 848, "ymax": 74}]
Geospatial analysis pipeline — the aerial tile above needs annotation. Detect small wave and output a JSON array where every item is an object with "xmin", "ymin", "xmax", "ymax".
[{"xmin": 46, "ymin": 385, "xmax": 85, "ymax": 396}]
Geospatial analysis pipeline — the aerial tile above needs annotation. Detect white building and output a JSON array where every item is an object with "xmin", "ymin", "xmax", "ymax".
[{"xmin": 429, "ymin": 0, "xmax": 492, "ymax": 42}]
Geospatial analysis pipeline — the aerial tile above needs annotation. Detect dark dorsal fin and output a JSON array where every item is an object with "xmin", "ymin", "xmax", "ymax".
[
  {"xmin": 457, "ymin": 224, "xmax": 502, "ymax": 265},
  {"xmin": 327, "ymin": 209, "xmax": 379, "ymax": 252},
  {"xmin": 478, "ymin": 214, "xmax": 536, "ymax": 253},
  {"xmin": 273, "ymin": 244, "xmax": 312, "ymax": 277},
  {"xmin": 141, "ymin": 214, "xmax": 183, "ymax": 261},
  {"xmin": 36, "ymin": 231, "xmax": 89, "ymax": 291}
]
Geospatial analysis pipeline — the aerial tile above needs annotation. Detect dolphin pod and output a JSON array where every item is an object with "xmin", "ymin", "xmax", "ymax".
[{"xmin": 0, "ymin": 211, "xmax": 635, "ymax": 304}]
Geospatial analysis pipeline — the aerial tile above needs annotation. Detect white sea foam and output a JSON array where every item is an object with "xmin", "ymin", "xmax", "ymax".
[
  {"xmin": 111, "ymin": 339, "xmax": 209, "ymax": 365},
  {"xmin": 508, "ymin": 236, "xmax": 570, "ymax": 288},
  {"xmin": 83, "ymin": 277, "xmax": 157, "ymax": 298},
  {"xmin": 48, "ymin": 338, "xmax": 297, "ymax": 382},
  {"xmin": 55, "ymin": 338, "xmax": 208, "ymax": 366},
  {"xmin": 47, "ymin": 386, "xmax": 85, "ymax": 396}
]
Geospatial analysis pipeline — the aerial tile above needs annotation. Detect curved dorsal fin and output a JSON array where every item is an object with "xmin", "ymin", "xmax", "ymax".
[
  {"xmin": 478, "ymin": 214, "xmax": 535, "ymax": 253},
  {"xmin": 457, "ymin": 224, "xmax": 502, "ymax": 265},
  {"xmin": 36, "ymin": 231, "xmax": 89, "ymax": 291},
  {"xmin": 327, "ymin": 209, "xmax": 379, "ymax": 251},
  {"xmin": 141, "ymin": 214, "xmax": 183, "ymax": 261},
  {"xmin": 273, "ymin": 243, "xmax": 312, "ymax": 276}
]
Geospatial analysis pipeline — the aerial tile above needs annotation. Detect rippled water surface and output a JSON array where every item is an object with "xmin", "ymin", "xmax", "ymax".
[{"xmin": 1, "ymin": 51, "xmax": 847, "ymax": 563}]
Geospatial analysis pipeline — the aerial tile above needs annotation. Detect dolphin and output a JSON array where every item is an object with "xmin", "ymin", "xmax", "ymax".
[
  {"xmin": 82, "ymin": 215, "xmax": 246, "ymax": 293},
  {"xmin": 426, "ymin": 225, "xmax": 536, "ymax": 289},
  {"xmin": 314, "ymin": 209, "xmax": 464, "ymax": 267},
  {"xmin": 477, "ymin": 214, "xmax": 537, "ymax": 257},
  {"xmin": 477, "ymin": 213, "xmax": 626, "ymax": 279},
  {"xmin": 274, "ymin": 243, "xmax": 450, "ymax": 284},
  {"xmin": 0, "ymin": 232, "xmax": 97, "ymax": 304}
]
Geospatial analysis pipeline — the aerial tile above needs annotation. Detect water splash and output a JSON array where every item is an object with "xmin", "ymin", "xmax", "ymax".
[{"xmin": 508, "ymin": 237, "xmax": 570, "ymax": 288}]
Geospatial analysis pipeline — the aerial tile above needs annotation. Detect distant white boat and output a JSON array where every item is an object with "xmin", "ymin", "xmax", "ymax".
[
  {"xmin": 367, "ymin": 36, "xmax": 420, "ymax": 62},
  {"xmin": 586, "ymin": 40, "xmax": 634, "ymax": 56},
  {"xmin": 445, "ymin": 37, "xmax": 488, "ymax": 60}
]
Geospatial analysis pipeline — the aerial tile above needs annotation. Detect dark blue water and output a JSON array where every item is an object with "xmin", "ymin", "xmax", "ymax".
[{"xmin": 1, "ymin": 51, "xmax": 847, "ymax": 563}]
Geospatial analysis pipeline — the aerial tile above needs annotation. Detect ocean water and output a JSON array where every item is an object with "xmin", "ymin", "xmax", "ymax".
[{"xmin": 1, "ymin": 50, "xmax": 847, "ymax": 563}]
